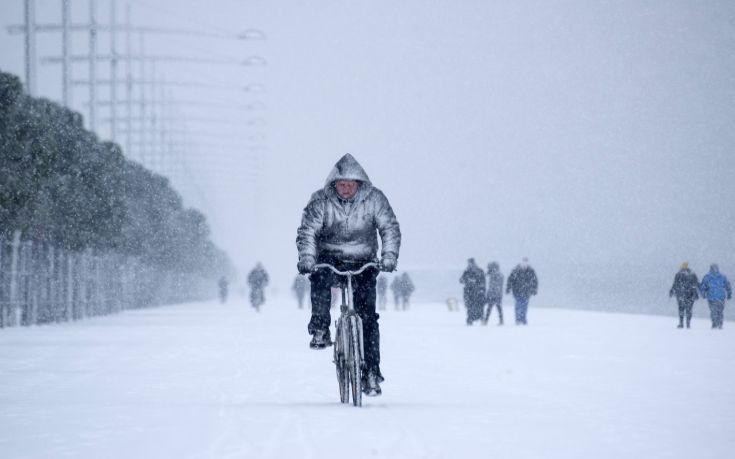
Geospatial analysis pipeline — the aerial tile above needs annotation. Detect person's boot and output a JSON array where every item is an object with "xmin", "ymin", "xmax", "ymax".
[
  {"xmin": 309, "ymin": 330, "xmax": 332, "ymax": 349},
  {"xmin": 363, "ymin": 369, "xmax": 382, "ymax": 396},
  {"xmin": 677, "ymin": 323, "xmax": 684, "ymax": 329}
]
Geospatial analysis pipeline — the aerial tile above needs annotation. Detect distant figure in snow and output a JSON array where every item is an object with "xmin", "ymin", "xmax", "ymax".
[
  {"xmin": 247, "ymin": 262, "xmax": 269, "ymax": 312},
  {"xmin": 218, "ymin": 276, "xmax": 229, "ymax": 304},
  {"xmin": 377, "ymin": 275, "xmax": 388, "ymax": 310},
  {"xmin": 669, "ymin": 262, "xmax": 699, "ymax": 328},
  {"xmin": 399, "ymin": 272, "xmax": 415, "ymax": 310},
  {"xmin": 699, "ymin": 264, "xmax": 732, "ymax": 329},
  {"xmin": 506, "ymin": 257, "xmax": 538, "ymax": 325},
  {"xmin": 292, "ymin": 275, "xmax": 310, "ymax": 309},
  {"xmin": 390, "ymin": 276, "xmax": 402, "ymax": 310},
  {"xmin": 460, "ymin": 258, "xmax": 486, "ymax": 325},
  {"xmin": 484, "ymin": 262, "xmax": 504, "ymax": 325}
]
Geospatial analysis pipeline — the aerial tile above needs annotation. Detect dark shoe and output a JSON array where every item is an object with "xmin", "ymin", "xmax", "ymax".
[
  {"xmin": 309, "ymin": 330, "xmax": 332, "ymax": 349},
  {"xmin": 363, "ymin": 370, "xmax": 382, "ymax": 396},
  {"xmin": 375, "ymin": 366, "xmax": 385, "ymax": 383},
  {"xmin": 677, "ymin": 323, "xmax": 684, "ymax": 329}
]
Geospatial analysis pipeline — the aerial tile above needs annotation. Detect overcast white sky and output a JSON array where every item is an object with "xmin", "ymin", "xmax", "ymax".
[{"xmin": 1, "ymin": 1, "xmax": 734, "ymax": 291}]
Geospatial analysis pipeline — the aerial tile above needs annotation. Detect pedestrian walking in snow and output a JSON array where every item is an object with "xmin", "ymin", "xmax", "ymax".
[
  {"xmin": 377, "ymin": 275, "xmax": 388, "ymax": 310},
  {"xmin": 699, "ymin": 264, "xmax": 732, "ymax": 329},
  {"xmin": 460, "ymin": 258, "xmax": 486, "ymax": 325},
  {"xmin": 506, "ymin": 258, "xmax": 538, "ymax": 325},
  {"xmin": 669, "ymin": 262, "xmax": 699, "ymax": 328},
  {"xmin": 247, "ymin": 263, "xmax": 269, "ymax": 311},
  {"xmin": 218, "ymin": 276, "xmax": 229, "ymax": 304},
  {"xmin": 296, "ymin": 154, "xmax": 401, "ymax": 396},
  {"xmin": 390, "ymin": 276, "xmax": 402, "ymax": 310},
  {"xmin": 292, "ymin": 275, "xmax": 310, "ymax": 309},
  {"xmin": 399, "ymin": 272, "xmax": 415, "ymax": 310},
  {"xmin": 484, "ymin": 262, "xmax": 504, "ymax": 325}
]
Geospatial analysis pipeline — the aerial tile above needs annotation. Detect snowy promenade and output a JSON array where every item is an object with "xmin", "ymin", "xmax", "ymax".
[{"xmin": 1, "ymin": 298, "xmax": 734, "ymax": 459}]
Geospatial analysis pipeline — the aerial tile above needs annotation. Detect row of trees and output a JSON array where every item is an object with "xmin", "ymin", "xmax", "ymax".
[{"xmin": 0, "ymin": 70, "xmax": 233, "ymax": 325}]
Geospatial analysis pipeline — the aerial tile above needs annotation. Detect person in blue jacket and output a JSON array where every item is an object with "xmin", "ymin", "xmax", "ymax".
[{"xmin": 699, "ymin": 264, "xmax": 732, "ymax": 329}]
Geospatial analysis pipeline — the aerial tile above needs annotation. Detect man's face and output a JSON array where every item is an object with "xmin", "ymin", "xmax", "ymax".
[{"xmin": 335, "ymin": 180, "xmax": 359, "ymax": 200}]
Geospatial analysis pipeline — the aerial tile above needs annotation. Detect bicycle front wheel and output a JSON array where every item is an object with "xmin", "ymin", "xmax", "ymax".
[
  {"xmin": 334, "ymin": 324, "xmax": 349, "ymax": 404},
  {"xmin": 347, "ymin": 315, "xmax": 363, "ymax": 407}
]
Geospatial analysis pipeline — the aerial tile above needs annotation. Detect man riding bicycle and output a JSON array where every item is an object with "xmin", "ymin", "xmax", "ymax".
[{"xmin": 296, "ymin": 154, "xmax": 401, "ymax": 396}]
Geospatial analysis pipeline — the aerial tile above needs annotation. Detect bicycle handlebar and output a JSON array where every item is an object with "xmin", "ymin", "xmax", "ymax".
[{"xmin": 312, "ymin": 262, "xmax": 379, "ymax": 276}]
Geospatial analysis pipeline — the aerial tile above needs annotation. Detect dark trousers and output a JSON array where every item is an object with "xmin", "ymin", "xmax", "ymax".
[
  {"xmin": 484, "ymin": 296, "xmax": 503, "ymax": 324},
  {"xmin": 708, "ymin": 300, "xmax": 725, "ymax": 328},
  {"xmin": 677, "ymin": 298, "xmax": 694, "ymax": 326},
  {"xmin": 308, "ymin": 259, "xmax": 380, "ymax": 371},
  {"xmin": 464, "ymin": 291, "xmax": 484, "ymax": 324}
]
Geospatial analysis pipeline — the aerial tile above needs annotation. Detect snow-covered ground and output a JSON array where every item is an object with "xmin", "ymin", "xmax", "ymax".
[{"xmin": 1, "ymin": 297, "xmax": 734, "ymax": 459}]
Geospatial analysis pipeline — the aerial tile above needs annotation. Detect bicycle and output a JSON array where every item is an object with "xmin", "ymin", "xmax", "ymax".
[{"xmin": 312, "ymin": 262, "xmax": 378, "ymax": 407}]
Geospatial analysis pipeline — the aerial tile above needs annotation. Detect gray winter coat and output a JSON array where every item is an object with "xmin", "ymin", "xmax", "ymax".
[{"xmin": 296, "ymin": 154, "xmax": 401, "ymax": 263}]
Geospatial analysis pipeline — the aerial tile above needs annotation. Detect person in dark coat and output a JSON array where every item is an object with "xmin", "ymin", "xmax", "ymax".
[
  {"xmin": 218, "ymin": 276, "xmax": 229, "ymax": 304},
  {"xmin": 247, "ymin": 262, "xmax": 269, "ymax": 311},
  {"xmin": 390, "ymin": 276, "xmax": 402, "ymax": 310},
  {"xmin": 460, "ymin": 258, "xmax": 486, "ymax": 325},
  {"xmin": 669, "ymin": 262, "xmax": 699, "ymax": 328},
  {"xmin": 484, "ymin": 262, "xmax": 504, "ymax": 325},
  {"xmin": 399, "ymin": 272, "xmax": 415, "ymax": 310},
  {"xmin": 506, "ymin": 257, "xmax": 538, "ymax": 325},
  {"xmin": 376, "ymin": 275, "xmax": 388, "ymax": 310},
  {"xmin": 699, "ymin": 264, "xmax": 732, "ymax": 329},
  {"xmin": 292, "ymin": 275, "xmax": 310, "ymax": 309}
]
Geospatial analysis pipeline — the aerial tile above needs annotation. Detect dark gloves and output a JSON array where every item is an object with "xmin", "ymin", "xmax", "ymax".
[
  {"xmin": 380, "ymin": 254, "xmax": 398, "ymax": 272},
  {"xmin": 297, "ymin": 256, "xmax": 315, "ymax": 275}
]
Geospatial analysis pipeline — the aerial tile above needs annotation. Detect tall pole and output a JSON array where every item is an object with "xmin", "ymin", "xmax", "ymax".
[
  {"xmin": 125, "ymin": 4, "xmax": 133, "ymax": 156},
  {"xmin": 23, "ymin": 0, "xmax": 37, "ymax": 95},
  {"xmin": 88, "ymin": 0, "xmax": 97, "ymax": 131},
  {"xmin": 138, "ymin": 31, "xmax": 146, "ymax": 164},
  {"xmin": 150, "ymin": 59, "xmax": 157, "ymax": 169},
  {"xmin": 61, "ymin": 0, "xmax": 71, "ymax": 106},
  {"xmin": 110, "ymin": 0, "xmax": 118, "ymax": 141}
]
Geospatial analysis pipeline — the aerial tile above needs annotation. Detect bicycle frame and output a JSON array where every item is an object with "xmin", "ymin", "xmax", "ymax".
[{"xmin": 313, "ymin": 262, "xmax": 378, "ymax": 312}]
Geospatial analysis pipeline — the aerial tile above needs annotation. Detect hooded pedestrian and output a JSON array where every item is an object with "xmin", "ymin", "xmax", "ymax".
[
  {"xmin": 484, "ymin": 262, "xmax": 504, "ymax": 325},
  {"xmin": 699, "ymin": 264, "xmax": 732, "ymax": 329}
]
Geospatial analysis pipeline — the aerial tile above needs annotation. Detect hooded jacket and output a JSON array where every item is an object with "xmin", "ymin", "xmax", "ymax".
[
  {"xmin": 700, "ymin": 265, "xmax": 732, "ymax": 302},
  {"xmin": 486, "ymin": 263, "xmax": 504, "ymax": 300},
  {"xmin": 296, "ymin": 154, "xmax": 401, "ymax": 263}
]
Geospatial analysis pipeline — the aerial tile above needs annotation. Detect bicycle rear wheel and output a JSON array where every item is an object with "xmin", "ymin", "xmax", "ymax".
[{"xmin": 347, "ymin": 315, "xmax": 363, "ymax": 407}]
